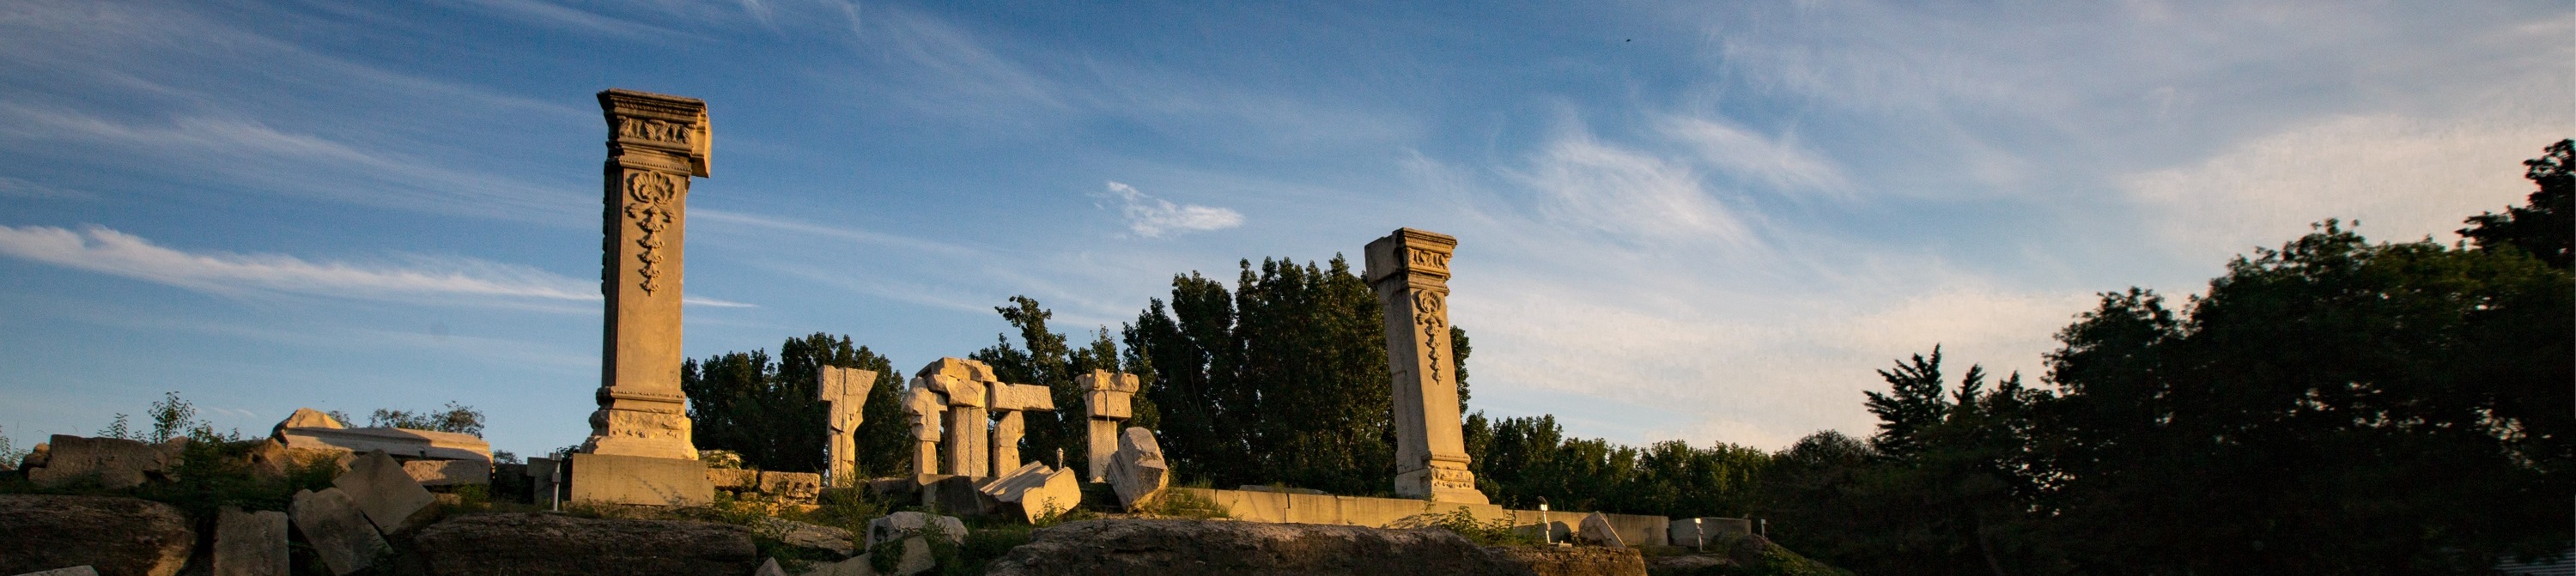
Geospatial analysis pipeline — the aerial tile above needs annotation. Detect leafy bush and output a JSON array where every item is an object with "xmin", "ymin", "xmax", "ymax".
[{"xmin": 1388, "ymin": 505, "xmax": 1537, "ymax": 547}]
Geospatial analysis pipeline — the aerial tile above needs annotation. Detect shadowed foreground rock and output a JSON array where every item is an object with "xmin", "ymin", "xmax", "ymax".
[
  {"xmin": 0, "ymin": 494, "xmax": 195, "ymax": 576},
  {"xmin": 404, "ymin": 512, "xmax": 758, "ymax": 576},
  {"xmin": 983, "ymin": 518, "xmax": 1643, "ymax": 576}
]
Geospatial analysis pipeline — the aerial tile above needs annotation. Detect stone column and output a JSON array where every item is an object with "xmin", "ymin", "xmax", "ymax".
[
  {"xmin": 987, "ymin": 382, "xmax": 1055, "ymax": 474},
  {"xmin": 1079, "ymin": 370, "xmax": 1140, "ymax": 482},
  {"xmin": 818, "ymin": 366, "xmax": 877, "ymax": 486},
  {"xmin": 902, "ymin": 385, "xmax": 945, "ymax": 476},
  {"xmin": 1363, "ymin": 227, "xmax": 1488, "ymax": 504},
  {"xmin": 584, "ymin": 88, "xmax": 711, "ymax": 461},
  {"xmin": 915, "ymin": 358, "xmax": 994, "ymax": 478}
]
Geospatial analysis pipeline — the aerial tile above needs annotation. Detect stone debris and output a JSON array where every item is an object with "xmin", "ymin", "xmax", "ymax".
[
  {"xmin": 0, "ymin": 494, "xmax": 194, "ymax": 576},
  {"xmin": 755, "ymin": 517, "xmax": 856, "ymax": 557},
  {"xmin": 568, "ymin": 452, "xmax": 716, "ymax": 506},
  {"xmin": 16, "ymin": 443, "xmax": 44, "ymax": 471},
  {"xmin": 402, "ymin": 459, "xmax": 493, "ymax": 487},
  {"xmin": 978, "ymin": 463, "xmax": 1081, "ymax": 523},
  {"xmin": 1105, "ymin": 427, "xmax": 1169, "ymax": 510},
  {"xmin": 215, "ymin": 506, "xmax": 289, "ymax": 576},
  {"xmin": 986, "ymin": 383, "xmax": 1053, "ymax": 411},
  {"xmin": 708, "ymin": 468, "xmax": 761, "ymax": 490},
  {"xmin": 333, "ymin": 451, "xmax": 438, "ymax": 535},
  {"xmin": 243, "ymin": 440, "xmax": 349, "ymax": 482},
  {"xmin": 1578, "ymin": 512, "xmax": 1626, "ymax": 549},
  {"xmin": 23, "ymin": 435, "xmax": 181, "ymax": 489},
  {"xmin": 758, "ymin": 471, "xmax": 823, "ymax": 501},
  {"xmin": 753, "ymin": 558, "xmax": 788, "ymax": 576},
  {"xmin": 866, "ymin": 512, "xmax": 966, "ymax": 549},
  {"xmin": 289, "ymin": 488, "xmax": 390, "ymax": 576},
  {"xmin": 979, "ymin": 518, "xmax": 1644, "ymax": 576}
]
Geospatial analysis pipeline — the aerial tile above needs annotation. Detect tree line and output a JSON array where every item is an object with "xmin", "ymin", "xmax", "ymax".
[{"xmin": 679, "ymin": 140, "xmax": 2572, "ymax": 575}]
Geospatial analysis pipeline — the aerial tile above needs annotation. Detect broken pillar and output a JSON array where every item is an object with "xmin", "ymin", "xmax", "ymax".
[
  {"xmin": 1106, "ymin": 427, "xmax": 1170, "ymax": 510},
  {"xmin": 987, "ymin": 381, "xmax": 1054, "ymax": 474},
  {"xmin": 1078, "ymin": 370, "xmax": 1140, "ymax": 482},
  {"xmin": 914, "ymin": 358, "xmax": 993, "ymax": 478},
  {"xmin": 902, "ymin": 386, "xmax": 945, "ymax": 476},
  {"xmin": 1363, "ymin": 227, "xmax": 1489, "ymax": 504},
  {"xmin": 817, "ymin": 365, "xmax": 878, "ymax": 486}
]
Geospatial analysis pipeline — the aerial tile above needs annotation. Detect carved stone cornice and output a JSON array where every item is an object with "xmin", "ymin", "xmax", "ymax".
[
  {"xmin": 598, "ymin": 88, "xmax": 710, "ymax": 177},
  {"xmin": 1363, "ymin": 227, "xmax": 1456, "ymax": 287}
]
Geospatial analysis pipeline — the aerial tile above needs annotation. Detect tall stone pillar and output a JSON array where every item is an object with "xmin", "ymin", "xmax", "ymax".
[
  {"xmin": 1364, "ymin": 227, "xmax": 1488, "ymax": 504},
  {"xmin": 1079, "ymin": 370, "xmax": 1140, "ymax": 482},
  {"xmin": 914, "ymin": 358, "xmax": 995, "ymax": 478},
  {"xmin": 570, "ymin": 89, "xmax": 715, "ymax": 506},
  {"xmin": 584, "ymin": 89, "xmax": 710, "ymax": 461},
  {"xmin": 818, "ymin": 366, "xmax": 877, "ymax": 486}
]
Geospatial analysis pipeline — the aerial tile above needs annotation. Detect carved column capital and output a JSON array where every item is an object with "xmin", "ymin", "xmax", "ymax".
[{"xmin": 598, "ymin": 88, "xmax": 711, "ymax": 177}]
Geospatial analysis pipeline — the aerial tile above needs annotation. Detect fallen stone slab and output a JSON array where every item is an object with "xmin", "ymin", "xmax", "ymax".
[
  {"xmin": 405, "ymin": 512, "xmax": 758, "ymax": 576},
  {"xmin": 1105, "ymin": 427, "xmax": 1168, "ymax": 510},
  {"xmin": 24, "ymin": 435, "xmax": 178, "ymax": 489},
  {"xmin": 289, "ymin": 488, "xmax": 390, "ymax": 576},
  {"xmin": 278, "ymin": 427, "xmax": 489, "ymax": 463},
  {"xmin": 978, "ymin": 463, "xmax": 1080, "ymax": 523},
  {"xmin": 215, "ymin": 506, "xmax": 289, "ymax": 576},
  {"xmin": 335, "ymin": 451, "xmax": 438, "ymax": 534},
  {"xmin": 708, "ymin": 468, "xmax": 760, "ymax": 490},
  {"xmin": 758, "ymin": 471, "xmax": 823, "ymax": 500},
  {"xmin": 243, "ymin": 440, "xmax": 349, "ymax": 482},
  {"xmin": 0, "ymin": 495, "xmax": 194, "ymax": 576},
  {"xmin": 1577, "ymin": 512, "xmax": 1625, "ymax": 549},
  {"xmin": 269, "ymin": 407, "xmax": 343, "ymax": 437}
]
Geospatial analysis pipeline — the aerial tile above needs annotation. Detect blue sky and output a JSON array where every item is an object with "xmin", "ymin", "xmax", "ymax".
[{"xmin": 1, "ymin": 0, "xmax": 2567, "ymax": 458}]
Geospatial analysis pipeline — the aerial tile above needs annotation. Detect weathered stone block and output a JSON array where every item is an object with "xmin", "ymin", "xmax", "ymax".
[
  {"xmin": 25, "ymin": 435, "xmax": 175, "ymax": 489},
  {"xmin": 866, "ymin": 512, "xmax": 966, "ymax": 548},
  {"xmin": 987, "ymin": 383, "xmax": 1053, "ymax": 411},
  {"xmin": 0, "ymin": 494, "xmax": 193, "ymax": 576},
  {"xmin": 707, "ymin": 468, "xmax": 760, "ymax": 490},
  {"xmin": 335, "ymin": 451, "xmax": 437, "ymax": 534},
  {"xmin": 920, "ymin": 475, "xmax": 996, "ymax": 517},
  {"xmin": 1105, "ymin": 427, "xmax": 1168, "ymax": 509},
  {"xmin": 215, "ymin": 506, "xmax": 289, "ymax": 576},
  {"xmin": 568, "ymin": 453, "xmax": 713, "ymax": 506},
  {"xmin": 979, "ymin": 463, "xmax": 1081, "ymax": 524},
  {"xmin": 758, "ymin": 471, "xmax": 823, "ymax": 500},
  {"xmin": 406, "ymin": 512, "xmax": 757, "ymax": 576},
  {"xmin": 289, "ymin": 488, "xmax": 389, "ymax": 576},
  {"xmin": 270, "ymin": 407, "xmax": 343, "ymax": 437},
  {"xmin": 402, "ymin": 459, "xmax": 492, "ymax": 487},
  {"xmin": 1578, "ymin": 512, "xmax": 1626, "ymax": 549},
  {"xmin": 1081, "ymin": 390, "xmax": 1132, "ymax": 420}
]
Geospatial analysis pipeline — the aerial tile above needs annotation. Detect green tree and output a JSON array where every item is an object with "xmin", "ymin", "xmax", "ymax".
[
  {"xmin": 367, "ymin": 402, "xmax": 485, "ymax": 437},
  {"xmin": 2038, "ymin": 219, "xmax": 2572, "ymax": 574},
  {"xmin": 972, "ymin": 296, "xmax": 1133, "ymax": 475},
  {"xmin": 2461, "ymin": 139, "xmax": 2572, "ymax": 269},
  {"xmin": 684, "ymin": 333, "xmax": 907, "ymax": 475}
]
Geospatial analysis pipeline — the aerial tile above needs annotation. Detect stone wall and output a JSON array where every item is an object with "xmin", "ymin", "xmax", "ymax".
[{"xmin": 1170, "ymin": 488, "xmax": 1669, "ymax": 547}]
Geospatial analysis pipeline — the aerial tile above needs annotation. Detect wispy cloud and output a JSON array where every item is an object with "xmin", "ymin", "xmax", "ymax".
[
  {"xmin": 0, "ymin": 224, "xmax": 750, "ymax": 307},
  {"xmin": 1099, "ymin": 182, "xmax": 1243, "ymax": 238},
  {"xmin": 1509, "ymin": 130, "xmax": 1753, "ymax": 250},
  {"xmin": 1659, "ymin": 116, "xmax": 1852, "ymax": 197},
  {"xmin": 0, "ymin": 176, "xmax": 92, "ymax": 200}
]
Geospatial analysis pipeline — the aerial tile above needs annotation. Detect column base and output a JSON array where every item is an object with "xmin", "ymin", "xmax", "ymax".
[
  {"xmin": 1395, "ymin": 464, "xmax": 1490, "ymax": 504},
  {"xmin": 568, "ymin": 453, "xmax": 713, "ymax": 506}
]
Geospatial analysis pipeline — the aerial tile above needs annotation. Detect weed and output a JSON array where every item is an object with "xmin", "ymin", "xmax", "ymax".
[{"xmin": 1388, "ymin": 505, "xmax": 1539, "ymax": 547}]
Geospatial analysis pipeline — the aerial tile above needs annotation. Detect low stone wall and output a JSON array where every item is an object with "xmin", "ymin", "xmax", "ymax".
[{"xmin": 1170, "ymin": 488, "xmax": 1670, "ymax": 547}]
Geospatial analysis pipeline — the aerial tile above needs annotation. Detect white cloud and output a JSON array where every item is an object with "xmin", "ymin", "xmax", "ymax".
[
  {"xmin": 0, "ymin": 176, "xmax": 91, "ymax": 200},
  {"xmin": 1510, "ymin": 130, "xmax": 1753, "ymax": 250},
  {"xmin": 0, "ymin": 224, "xmax": 750, "ymax": 307},
  {"xmin": 1660, "ymin": 116, "xmax": 1852, "ymax": 197},
  {"xmin": 1100, "ymin": 181, "xmax": 1244, "ymax": 238},
  {"xmin": 2125, "ymin": 114, "xmax": 2558, "ymax": 260}
]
